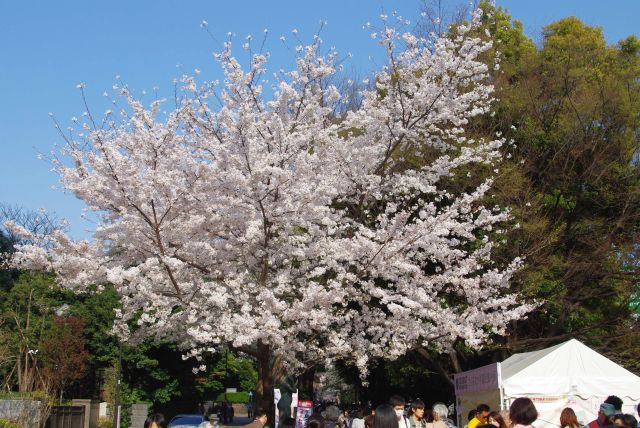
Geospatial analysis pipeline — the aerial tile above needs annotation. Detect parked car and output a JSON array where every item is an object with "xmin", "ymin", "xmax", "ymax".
[{"xmin": 168, "ymin": 414, "xmax": 211, "ymax": 428}]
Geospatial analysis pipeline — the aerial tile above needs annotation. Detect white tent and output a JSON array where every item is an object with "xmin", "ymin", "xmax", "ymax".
[{"xmin": 454, "ymin": 339, "xmax": 640, "ymax": 428}]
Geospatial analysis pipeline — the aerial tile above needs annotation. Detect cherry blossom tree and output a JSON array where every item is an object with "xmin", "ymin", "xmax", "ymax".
[{"xmin": 7, "ymin": 10, "xmax": 533, "ymax": 413}]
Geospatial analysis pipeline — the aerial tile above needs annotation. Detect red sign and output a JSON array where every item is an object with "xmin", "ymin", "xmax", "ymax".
[
  {"xmin": 298, "ymin": 401, "xmax": 313, "ymax": 409},
  {"xmin": 296, "ymin": 401, "xmax": 314, "ymax": 428}
]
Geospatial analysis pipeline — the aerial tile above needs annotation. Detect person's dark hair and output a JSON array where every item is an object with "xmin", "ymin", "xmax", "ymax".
[
  {"xmin": 375, "ymin": 404, "xmax": 400, "ymax": 428},
  {"xmin": 389, "ymin": 395, "xmax": 406, "ymax": 408},
  {"xmin": 602, "ymin": 413, "xmax": 616, "ymax": 427},
  {"xmin": 144, "ymin": 413, "xmax": 167, "ymax": 428},
  {"xmin": 489, "ymin": 411, "xmax": 507, "ymax": 428},
  {"xmin": 477, "ymin": 424, "xmax": 496, "ymax": 428},
  {"xmin": 613, "ymin": 414, "xmax": 638, "ymax": 428},
  {"xmin": 364, "ymin": 414, "xmax": 375, "ymax": 428},
  {"xmin": 254, "ymin": 408, "xmax": 268, "ymax": 419},
  {"xmin": 410, "ymin": 400, "xmax": 425, "ymax": 416},
  {"xmin": 423, "ymin": 408, "xmax": 435, "ymax": 423},
  {"xmin": 281, "ymin": 417, "xmax": 295, "ymax": 428},
  {"xmin": 308, "ymin": 413, "xmax": 326, "ymax": 428},
  {"xmin": 352, "ymin": 408, "xmax": 363, "ymax": 419},
  {"xmin": 477, "ymin": 404, "xmax": 491, "ymax": 413},
  {"xmin": 509, "ymin": 398, "xmax": 538, "ymax": 426},
  {"xmin": 560, "ymin": 408, "xmax": 579, "ymax": 428},
  {"xmin": 468, "ymin": 410, "xmax": 477, "ymax": 421},
  {"xmin": 353, "ymin": 406, "xmax": 369, "ymax": 420},
  {"xmin": 605, "ymin": 396, "xmax": 623, "ymax": 412}
]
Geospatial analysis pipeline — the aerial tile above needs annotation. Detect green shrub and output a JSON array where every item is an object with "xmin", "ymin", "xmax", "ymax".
[
  {"xmin": 215, "ymin": 391, "xmax": 250, "ymax": 403},
  {"xmin": 97, "ymin": 416, "xmax": 113, "ymax": 428},
  {"xmin": 0, "ymin": 391, "xmax": 50, "ymax": 400},
  {"xmin": 0, "ymin": 419, "xmax": 22, "ymax": 428}
]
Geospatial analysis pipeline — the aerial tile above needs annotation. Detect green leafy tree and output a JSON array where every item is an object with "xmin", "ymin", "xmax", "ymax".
[
  {"xmin": 416, "ymin": 4, "xmax": 640, "ymax": 381},
  {"xmin": 496, "ymin": 17, "xmax": 640, "ymax": 365},
  {"xmin": 195, "ymin": 351, "xmax": 258, "ymax": 397},
  {"xmin": 0, "ymin": 272, "xmax": 71, "ymax": 391}
]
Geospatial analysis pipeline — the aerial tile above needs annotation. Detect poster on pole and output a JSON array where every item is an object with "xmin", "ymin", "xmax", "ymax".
[
  {"xmin": 295, "ymin": 400, "xmax": 314, "ymax": 428},
  {"xmin": 291, "ymin": 391, "xmax": 299, "ymax": 418}
]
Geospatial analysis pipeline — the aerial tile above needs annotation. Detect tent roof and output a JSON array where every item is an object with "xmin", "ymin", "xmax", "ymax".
[
  {"xmin": 500, "ymin": 339, "xmax": 640, "ymax": 399},
  {"xmin": 501, "ymin": 341, "xmax": 568, "ymax": 380}
]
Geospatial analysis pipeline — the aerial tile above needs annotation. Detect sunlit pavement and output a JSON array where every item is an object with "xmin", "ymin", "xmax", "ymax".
[{"xmin": 216, "ymin": 416, "xmax": 252, "ymax": 428}]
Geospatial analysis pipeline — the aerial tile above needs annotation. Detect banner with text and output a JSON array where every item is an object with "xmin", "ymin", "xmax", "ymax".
[
  {"xmin": 296, "ymin": 400, "xmax": 314, "ymax": 428},
  {"xmin": 454, "ymin": 363, "xmax": 500, "ymax": 395}
]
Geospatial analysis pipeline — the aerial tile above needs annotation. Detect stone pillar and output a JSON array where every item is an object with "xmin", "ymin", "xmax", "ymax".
[
  {"xmin": 72, "ymin": 399, "xmax": 92, "ymax": 428},
  {"xmin": 98, "ymin": 402, "xmax": 108, "ymax": 418},
  {"xmin": 89, "ymin": 400, "xmax": 102, "ymax": 428},
  {"xmin": 130, "ymin": 403, "xmax": 149, "ymax": 428}
]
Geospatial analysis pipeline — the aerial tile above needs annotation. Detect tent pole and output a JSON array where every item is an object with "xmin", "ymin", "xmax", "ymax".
[{"xmin": 497, "ymin": 362, "xmax": 505, "ymax": 411}]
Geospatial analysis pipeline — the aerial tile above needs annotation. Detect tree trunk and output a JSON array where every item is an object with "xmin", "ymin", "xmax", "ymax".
[
  {"xmin": 255, "ymin": 342, "xmax": 283, "ymax": 428},
  {"xmin": 298, "ymin": 366, "xmax": 316, "ymax": 401},
  {"xmin": 17, "ymin": 351, "xmax": 23, "ymax": 392}
]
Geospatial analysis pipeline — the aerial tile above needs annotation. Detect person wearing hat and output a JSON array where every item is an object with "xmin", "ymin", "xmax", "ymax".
[{"xmin": 585, "ymin": 403, "xmax": 617, "ymax": 428}]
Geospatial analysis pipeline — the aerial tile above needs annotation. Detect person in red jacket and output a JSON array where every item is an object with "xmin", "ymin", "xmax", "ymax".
[{"xmin": 585, "ymin": 403, "xmax": 616, "ymax": 428}]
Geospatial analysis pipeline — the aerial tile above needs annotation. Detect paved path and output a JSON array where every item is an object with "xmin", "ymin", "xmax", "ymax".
[{"xmin": 218, "ymin": 416, "xmax": 252, "ymax": 428}]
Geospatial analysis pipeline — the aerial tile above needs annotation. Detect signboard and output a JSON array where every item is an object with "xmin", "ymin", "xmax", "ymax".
[
  {"xmin": 296, "ymin": 400, "xmax": 314, "ymax": 428},
  {"xmin": 274, "ymin": 389, "xmax": 282, "ymax": 428},
  {"xmin": 454, "ymin": 363, "xmax": 500, "ymax": 395},
  {"xmin": 291, "ymin": 391, "xmax": 299, "ymax": 418}
]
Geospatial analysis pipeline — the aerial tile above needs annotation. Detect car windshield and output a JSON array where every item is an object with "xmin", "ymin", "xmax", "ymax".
[{"xmin": 170, "ymin": 416, "xmax": 203, "ymax": 425}]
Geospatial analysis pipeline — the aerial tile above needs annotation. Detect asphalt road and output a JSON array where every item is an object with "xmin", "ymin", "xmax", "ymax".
[{"xmin": 217, "ymin": 416, "xmax": 252, "ymax": 428}]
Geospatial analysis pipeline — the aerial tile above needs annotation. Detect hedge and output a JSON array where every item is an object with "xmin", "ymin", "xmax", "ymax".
[
  {"xmin": 0, "ymin": 420, "xmax": 22, "ymax": 428},
  {"xmin": 0, "ymin": 391, "xmax": 50, "ymax": 400},
  {"xmin": 215, "ymin": 392, "xmax": 250, "ymax": 404}
]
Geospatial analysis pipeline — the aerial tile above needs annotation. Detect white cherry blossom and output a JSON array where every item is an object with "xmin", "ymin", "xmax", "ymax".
[{"xmin": 7, "ymin": 8, "xmax": 533, "ymax": 405}]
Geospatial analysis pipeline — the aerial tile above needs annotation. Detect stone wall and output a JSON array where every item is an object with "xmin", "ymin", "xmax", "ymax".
[
  {"xmin": 0, "ymin": 399, "xmax": 42, "ymax": 428},
  {"xmin": 129, "ymin": 403, "xmax": 149, "ymax": 428}
]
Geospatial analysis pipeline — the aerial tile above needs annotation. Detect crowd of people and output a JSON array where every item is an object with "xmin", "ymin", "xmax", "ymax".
[
  {"xmin": 141, "ymin": 394, "xmax": 640, "ymax": 428},
  {"xmin": 454, "ymin": 395, "xmax": 639, "ymax": 428},
  {"xmin": 577, "ymin": 395, "xmax": 638, "ymax": 428},
  {"xmin": 240, "ymin": 395, "xmax": 505, "ymax": 428},
  {"xmin": 241, "ymin": 395, "xmax": 638, "ymax": 428}
]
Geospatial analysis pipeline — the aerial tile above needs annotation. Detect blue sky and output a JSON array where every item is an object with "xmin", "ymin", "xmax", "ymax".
[{"xmin": 1, "ymin": 0, "xmax": 638, "ymax": 239}]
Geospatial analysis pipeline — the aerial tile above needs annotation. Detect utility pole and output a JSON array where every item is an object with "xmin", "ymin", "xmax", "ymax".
[
  {"xmin": 113, "ymin": 344, "xmax": 122, "ymax": 428},
  {"xmin": 224, "ymin": 347, "xmax": 229, "ymax": 401}
]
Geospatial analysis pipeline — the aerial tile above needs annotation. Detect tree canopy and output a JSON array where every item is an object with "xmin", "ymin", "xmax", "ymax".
[{"xmin": 1, "ymin": 1, "xmax": 639, "ymax": 418}]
